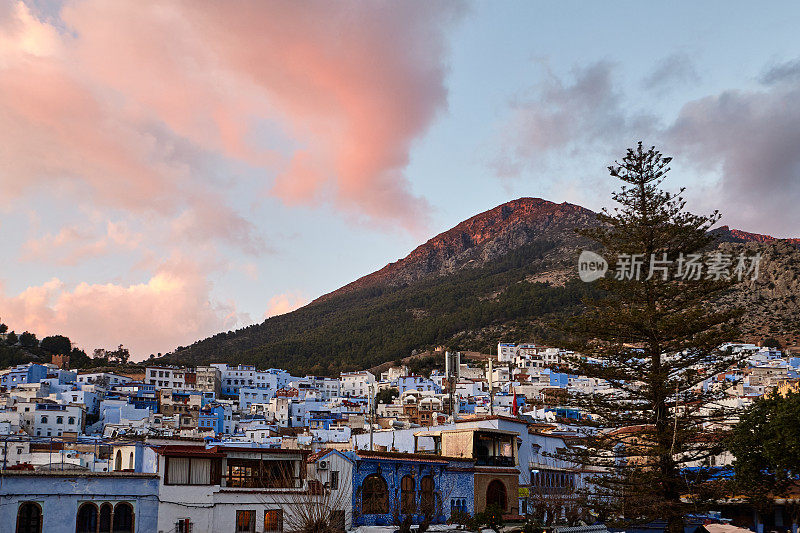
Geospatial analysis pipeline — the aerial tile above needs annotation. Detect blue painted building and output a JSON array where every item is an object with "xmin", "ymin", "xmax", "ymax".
[
  {"xmin": 129, "ymin": 387, "xmax": 158, "ymax": 412},
  {"xmin": 549, "ymin": 371, "xmax": 571, "ymax": 388},
  {"xmin": 458, "ymin": 398, "xmax": 476, "ymax": 414},
  {"xmin": 344, "ymin": 450, "xmax": 474, "ymax": 527},
  {"xmin": 396, "ymin": 376, "xmax": 442, "ymax": 395},
  {"xmin": 198, "ymin": 403, "xmax": 227, "ymax": 434},
  {"xmin": 0, "ymin": 470, "xmax": 159, "ymax": 532},
  {"xmin": 0, "ymin": 363, "xmax": 48, "ymax": 389},
  {"xmin": 200, "ymin": 391, "xmax": 216, "ymax": 406}
]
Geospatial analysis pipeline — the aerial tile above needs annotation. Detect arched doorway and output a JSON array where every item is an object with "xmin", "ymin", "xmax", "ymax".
[
  {"xmin": 400, "ymin": 475, "xmax": 415, "ymax": 514},
  {"xmin": 15, "ymin": 502, "xmax": 42, "ymax": 533},
  {"xmin": 361, "ymin": 473, "xmax": 389, "ymax": 515},
  {"xmin": 420, "ymin": 475, "xmax": 436, "ymax": 516},
  {"xmin": 99, "ymin": 503, "xmax": 112, "ymax": 533},
  {"xmin": 486, "ymin": 479, "xmax": 507, "ymax": 511},
  {"xmin": 113, "ymin": 502, "xmax": 134, "ymax": 533},
  {"xmin": 76, "ymin": 503, "xmax": 98, "ymax": 533}
]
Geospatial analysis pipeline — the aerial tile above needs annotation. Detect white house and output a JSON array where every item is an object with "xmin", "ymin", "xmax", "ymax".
[
  {"xmin": 77, "ymin": 372, "xmax": 133, "ymax": 388},
  {"xmin": 19, "ymin": 401, "xmax": 84, "ymax": 437},
  {"xmin": 498, "ymin": 342, "xmax": 517, "ymax": 362},
  {"xmin": 55, "ymin": 389, "xmax": 100, "ymax": 415},
  {"xmin": 155, "ymin": 445, "xmax": 328, "ymax": 533},
  {"xmin": 145, "ymin": 366, "xmax": 192, "ymax": 390},
  {"xmin": 339, "ymin": 371, "xmax": 375, "ymax": 398}
]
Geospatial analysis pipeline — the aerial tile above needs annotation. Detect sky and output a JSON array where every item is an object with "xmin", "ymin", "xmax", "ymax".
[{"xmin": 2, "ymin": 0, "xmax": 800, "ymax": 359}]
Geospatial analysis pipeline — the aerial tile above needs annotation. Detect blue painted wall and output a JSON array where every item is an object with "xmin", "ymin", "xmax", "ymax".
[
  {"xmin": 345, "ymin": 453, "xmax": 474, "ymax": 526},
  {"xmin": 0, "ymin": 472, "xmax": 159, "ymax": 533}
]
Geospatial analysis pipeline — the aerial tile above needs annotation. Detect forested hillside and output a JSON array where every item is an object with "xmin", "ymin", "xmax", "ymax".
[
  {"xmin": 159, "ymin": 198, "xmax": 800, "ymax": 376},
  {"xmin": 160, "ymin": 240, "xmax": 600, "ymax": 374}
]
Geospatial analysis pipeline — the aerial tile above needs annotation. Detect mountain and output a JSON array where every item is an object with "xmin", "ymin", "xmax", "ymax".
[
  {"xmin": 711, "ymin": 225, "xmax": 800, "ymax": 247},
  {"xmin": 317, "ymin": 198, "xmax": 597, "ymax": 301},
  {"xmin": 162, "ymin": 198, "xmax": 800, "ymax": 375}
]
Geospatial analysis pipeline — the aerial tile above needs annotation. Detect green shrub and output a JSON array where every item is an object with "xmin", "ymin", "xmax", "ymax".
[{"xmin": 482, "ymin": 504, "xmax": 505, "ymax": 531}]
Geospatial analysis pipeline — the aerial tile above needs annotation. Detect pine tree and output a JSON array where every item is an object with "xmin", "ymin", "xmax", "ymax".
[{"xmin": 560, "ymin": 143, "xmax": 746, "ymax": 532}]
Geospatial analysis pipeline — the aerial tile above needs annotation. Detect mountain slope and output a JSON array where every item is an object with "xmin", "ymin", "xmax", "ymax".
[
  {"xmin": 317, "ymin": 198, "xmax": 597, "ymax": 301},
  {"xmin": 163, "ymin": 198, "xmax": 800, "ymax": 375}
]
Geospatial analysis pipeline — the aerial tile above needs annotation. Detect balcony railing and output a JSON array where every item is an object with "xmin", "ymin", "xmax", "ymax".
[{"xmin": 475, "ymin": 455, "xmax": 515, "ymax": 467}]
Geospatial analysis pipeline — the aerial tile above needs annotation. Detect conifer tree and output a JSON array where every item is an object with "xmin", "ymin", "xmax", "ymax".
[{"xmin": 560, "ymin": 143, "xmax": 747, "ymax": 532}]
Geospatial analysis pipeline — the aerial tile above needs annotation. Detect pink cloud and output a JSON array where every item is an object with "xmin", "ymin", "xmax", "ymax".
[
  {"xmin": 1, "ymin": 1, "xmax": 461, "ymax": 235},
  {"xmin": 0, "ymin": 258, "xmax": 248, "ymax": 358},
  {"xmin": 21, "ymin": 220, "xmax": 143, "ymax": 265},
  {"xmin": 264, "ymin": 292, "xmax": 309, "ymax": 318},
  {"xmin": 0, "ymin": 1, "xmax": 462, "ymax": 354}
]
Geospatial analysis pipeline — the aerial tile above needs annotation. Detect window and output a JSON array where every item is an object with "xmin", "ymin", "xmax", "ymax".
[
  {"xmin": 76, "ymin": 503, "xmax": 98, "ymax": 533},
  {"xmin": 40, "ymin": 416, "xmax": 47, "ymax": 424},
  {"xmin": 56, "ymin": 416, "xmax": 63, "ymax": 424},
  {"xmin": 420, "ymin": 475, "xmax": 436, "ymax": 515},
  {"xmin": 166, "ymin": 457, "xmax": 220, "ymax": 485},
  {"xmin": 113, "ymin": 502, "xmax": 134, "ymax": 533},
  {"xmin": 128, "ymin": 452, "xmax": 134, "ymax": 470},
  {"xmin": 330, "ymin": 471, "xmax": 339, "ymax": 490},
  {"xmin": 68, "ymin": 417, "xmax": 75, "ymax": 425},
  {"xmin": 99, "ymin": 503, "xmax": 112, "ymax": 533},
  {"xmin": 15, "ymin": 501, "xmax": 42, "ymax": 533},
  {"xmin": 176, "ymin": 519, "xmax": 193, "ymax": 533},
  {"xmin": 115, "ymin": 451, "xmax": 122, "ymax": 471},
  {"xmin": 400, "ymin": 475, "xmax": 415, "ymax": 514},
  {"xmin": 235, "ymin": 510, "xmax": 255, "ymax": 533},
  {"xmin": 227, "ymin": 459, "xmax": 294, "ymax": 488},
  {"xmin": 451, "ymin": 498, "xmax": 467, "ymax": 513},
  {"xmin": 264, "ymin": 510, "xmax": 283, "ymax": 533},
  {"xmin": 361, "ymin": 473, "xmax": 388, "ymax": 514}
]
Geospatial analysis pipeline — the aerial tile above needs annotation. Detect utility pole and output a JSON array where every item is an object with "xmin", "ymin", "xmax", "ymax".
[
  {"xmin": 445, "ymin": 350, "xmax": 459, "ymax": 422},
  {"xmin": 488, "ymin": 357, "xmax": 494, "ymax": 416},
  {"xmin": 368, "ymin": 383, "xmax": 374, "ymax": 452}
]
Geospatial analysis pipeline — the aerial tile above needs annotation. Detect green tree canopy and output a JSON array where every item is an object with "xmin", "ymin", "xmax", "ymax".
[
  {"xmin": 19, "ymin": 331, "xmax": 38, "ymax": 349},
  {"xmin": 40, "ymin": 335, "xmax": 72, "ymax": 355},
  {"xmin": 375, "ymin": 387, "xmax": 399, "ymax": 405},
  {"xmin": 761, "ymin": 337, "xmax": 783, "ymax": 349},
  {"xmin": 728, "ymin": 391, "xmax": 800, "ymax": 504}
]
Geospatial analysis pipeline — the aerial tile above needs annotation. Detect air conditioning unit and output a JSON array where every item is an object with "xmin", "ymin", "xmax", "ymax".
[{"xmin": 318, "ymin": 459, "xmax": 329, "ymax": 470}]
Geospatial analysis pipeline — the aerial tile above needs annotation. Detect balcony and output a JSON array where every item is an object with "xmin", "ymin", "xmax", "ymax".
[
  {"xmin": 475, "ymin": 455, "xmax": 515, "ymax": 467},
  {"xmin": 473, "ymin": 430, "xmax": 517, "ymax": 467}
]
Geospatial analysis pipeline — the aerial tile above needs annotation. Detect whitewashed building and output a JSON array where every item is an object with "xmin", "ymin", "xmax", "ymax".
[
  {"xmin": 145, "ymin": 366, "xmax": 192, "ymax": 390},
  {"xmin": 19, "ymin": 401, "xmax": 84, "ymax": 437},
  {"xmin": 339, "ymin": 371, "xmax": 375, "ymax": 398}
]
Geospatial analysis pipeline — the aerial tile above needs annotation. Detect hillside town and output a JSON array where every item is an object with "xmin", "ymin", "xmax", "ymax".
[{"xmin": 0, "ymin": 341, "xmax": 794, "ymax": 533}]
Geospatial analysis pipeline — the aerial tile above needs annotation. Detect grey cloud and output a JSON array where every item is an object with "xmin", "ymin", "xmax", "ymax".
[
  {"xmin": 760, "ymin": 58, "xmax": 800, "ymax": 85},
  {"xmin": 641, "ymin": 53, "xmax": 700, "ymax": 93},
  {"xmin": 493, "ymin": 57, "xmax": 800, "ymax": 237},
  {"xmin": 495, "ymin": 61, "xmax": 658, "ymax": 177},
  {"xmin": 666, "ymin": 82, "xmax": 800, "ymax": 236}
]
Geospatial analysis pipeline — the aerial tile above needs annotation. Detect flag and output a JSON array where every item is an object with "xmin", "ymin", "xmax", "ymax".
[{"xmin": 512, "ymin": 389, "xmax": 518, "ymax": 416}]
